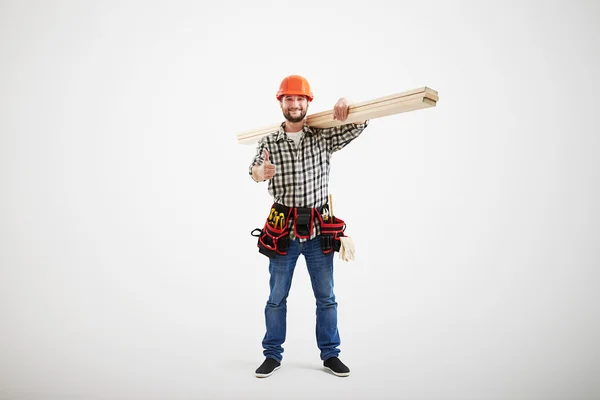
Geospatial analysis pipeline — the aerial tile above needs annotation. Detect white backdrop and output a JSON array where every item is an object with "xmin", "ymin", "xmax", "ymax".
[{"xmin": 1, "ymin": 1, "xmax": 599, "ymax": 399}]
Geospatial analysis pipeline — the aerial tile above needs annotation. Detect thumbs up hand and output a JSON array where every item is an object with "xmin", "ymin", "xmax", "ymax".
[{"xmin": 258, "ymin": 149, "xmax": 276, "ymax": 181}]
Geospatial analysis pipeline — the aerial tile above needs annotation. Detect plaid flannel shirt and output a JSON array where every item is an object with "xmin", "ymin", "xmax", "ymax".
[{"xmin": 249, "ymin": 120, "xmax": 369, "ymax": 241}]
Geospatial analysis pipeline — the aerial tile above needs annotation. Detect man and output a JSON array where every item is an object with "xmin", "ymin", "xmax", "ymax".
[{"xmin": 249, "ymin": 75, "xmax": 368, "ymax": 378}]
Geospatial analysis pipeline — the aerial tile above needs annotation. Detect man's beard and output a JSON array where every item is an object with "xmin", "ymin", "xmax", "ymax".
[{"xmin": 283, "ymin": 108, "xmax": 307, "ymax": 123}]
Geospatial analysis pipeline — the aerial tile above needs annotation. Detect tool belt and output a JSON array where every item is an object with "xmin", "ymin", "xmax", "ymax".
[{"xmin": 251, "ymin": 203, "xmax": 347, "ymax": 258}]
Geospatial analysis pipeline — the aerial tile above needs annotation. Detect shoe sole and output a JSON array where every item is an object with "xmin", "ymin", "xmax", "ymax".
[
  {"xmin": 255, "ymin": 365, "xmax": 281, "ymax": 378},
  {"xmin": 324, "ymin": 366, "xmax": 350, "ymax": 377}
]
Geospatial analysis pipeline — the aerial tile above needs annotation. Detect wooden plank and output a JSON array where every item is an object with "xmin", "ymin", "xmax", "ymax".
[
  {"xmin": 236, "ymin": 87, "xmax": 438, "ymax": 145},
  {"xmin": 304, "ymin": 92, "xmax": 435, "ymax": 128}
]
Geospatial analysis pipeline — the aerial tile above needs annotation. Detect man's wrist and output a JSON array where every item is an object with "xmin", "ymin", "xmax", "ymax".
[{"xmin": 251, "ymin": 165, "xmax": 263, "ymax": 182}]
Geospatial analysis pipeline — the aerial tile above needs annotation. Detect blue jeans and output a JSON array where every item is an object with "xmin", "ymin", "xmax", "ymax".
[{"xmin": 262, "ymin": 236, "xmax": 341, "ymax": 362}]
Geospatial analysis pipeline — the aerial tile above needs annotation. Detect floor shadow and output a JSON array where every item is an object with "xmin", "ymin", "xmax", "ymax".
[{"xmin": 280, "ymin": 360, "xmax": 323, "ymax": 371}]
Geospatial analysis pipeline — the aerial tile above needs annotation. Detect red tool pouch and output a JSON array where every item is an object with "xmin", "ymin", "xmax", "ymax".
[
  {"xmin": 316, "ymin": 211, "xmax": 346, "ymax": 254},
  {"xmin": 251, "ymin": 203, "xmax": 292, "ymax": 258}
]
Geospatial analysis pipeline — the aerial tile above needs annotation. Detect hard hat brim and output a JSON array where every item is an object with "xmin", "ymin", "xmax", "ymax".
[{"xmin": 276, "ymin": 91, "xmax": 314, "ymax": 101}]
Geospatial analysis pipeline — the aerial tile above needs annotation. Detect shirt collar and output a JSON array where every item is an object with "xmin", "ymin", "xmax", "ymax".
[{"xmin": 275, "ymin": 122, "xmax": 315, "ymax": 142}]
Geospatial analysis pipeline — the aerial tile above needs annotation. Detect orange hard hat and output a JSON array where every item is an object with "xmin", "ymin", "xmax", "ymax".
[{"xmin": 276, "ymin": 75, "xmax": 313, "ymax": 101}]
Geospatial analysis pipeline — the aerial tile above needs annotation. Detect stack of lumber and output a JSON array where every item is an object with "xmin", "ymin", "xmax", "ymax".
[{"xmin": 236, "ymin": 87, "xmax": 439, "ymax": 145}]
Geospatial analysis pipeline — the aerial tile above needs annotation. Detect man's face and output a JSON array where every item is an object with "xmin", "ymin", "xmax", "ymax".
[{"xmin": 280, "ymin": 95, "xmax": 309, "ymax": 123}]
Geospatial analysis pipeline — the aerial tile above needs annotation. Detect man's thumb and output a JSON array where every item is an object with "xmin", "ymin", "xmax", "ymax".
[{"xmin": 263, "ymin": 149, "xmax": 270, "ymax": 163}]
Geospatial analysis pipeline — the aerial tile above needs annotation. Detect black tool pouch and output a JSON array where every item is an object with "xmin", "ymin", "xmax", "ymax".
[
  {"xmin": 294, "ymin": 207, "xmax": 314, "ymax": 239},
  {"xmin": 317, "ymin": 211, "xmax": 346, "ymax": 255},
  {"xmin": 251, "ymin": 203, "xmax": 292, "ymax": 258}
]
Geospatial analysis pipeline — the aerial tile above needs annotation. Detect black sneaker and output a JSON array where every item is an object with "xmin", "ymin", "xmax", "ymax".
[
  {"xmin": 255, "ymin": 358, "xmax": 281, "ymax": 378},
  {"xmin": 323, "ymin": 357, "xmax": 350, "ymax": 377}
]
